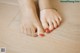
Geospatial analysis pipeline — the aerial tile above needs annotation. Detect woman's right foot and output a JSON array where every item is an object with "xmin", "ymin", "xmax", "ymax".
[{"xmin": 18, "ymin": 0, "xmax": 44, "ymax": 37}]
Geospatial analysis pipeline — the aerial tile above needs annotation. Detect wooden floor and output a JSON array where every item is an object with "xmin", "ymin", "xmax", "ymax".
[{"xmin": 0, "ymin": 0, "xmax": 80, "ymax": 53}]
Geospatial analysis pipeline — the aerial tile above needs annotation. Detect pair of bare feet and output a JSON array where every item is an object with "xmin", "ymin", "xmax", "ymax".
[{"xmin": 18, "ymin": 0, "xmax": 62, "ymax": 37}]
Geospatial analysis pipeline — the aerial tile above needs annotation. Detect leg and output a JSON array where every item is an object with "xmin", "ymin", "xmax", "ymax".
[
  {"xmin": 39, "ymin": 0, "xmax": 62, "ymax": 33},
  {"xmin": 18, "ymin": 0, "xmax": 44, "ymax": 37}
]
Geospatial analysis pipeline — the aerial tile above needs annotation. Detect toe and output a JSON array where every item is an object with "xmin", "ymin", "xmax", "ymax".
[
  {"xmin": 37, "ymin": 27, "xmax": 44, "ymax": 37},
  {"xmin": 55, "ymin": 17, "xmax": 60, "ymax": 26},
  {"xmin": 26, "ymin": 28, "xmax": 32, "ymax": 36},
  {"xmin": 44, "ymin": 28, "xmax": 50, "ymax": 33},
  {"xmin": 47, "ymin": 20, "xmax": 54, "ymax": 32},
  {"xmin": 41, "ymin": 19, "xmax": 49, "ymax": 33},
  {"xmin": 31, "ymin": 27, "xmax": 38, "ymax": 37},
  {"xmin": 59, "ymin": 16, "xmax": 62, "ymax": 22},
  {"xmin": 57, "ymin": 14, "xmax": 62, "ymax": 22},
  {"xmin": 49, "ymin": 23, "xmax": 54, "ymax": 32},
  {"xmin": 52, "ymin": 20, "xmax": 58, "ymax": 29}
]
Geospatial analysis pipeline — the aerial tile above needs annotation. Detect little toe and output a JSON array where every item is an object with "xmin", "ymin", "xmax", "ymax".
[
  {"xmin": 57, "ymin": 14, "xmax": 62, "ymax": 22},
  {"xmin": 59, "ymin": 16, "xmax": 62, "ymax": 22}
]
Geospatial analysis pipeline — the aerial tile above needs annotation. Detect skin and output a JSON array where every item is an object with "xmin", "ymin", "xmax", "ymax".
[
  {"xmin": 39, "ymin": 0, "xmax": 62, "ymax": 33},
  {"xmin": 18, "ymin": 0, "xmax": 44, "ymax": 37},
  {"xmin": 18, "ymin": 0, "xmax": 62, "ymax": 37}
]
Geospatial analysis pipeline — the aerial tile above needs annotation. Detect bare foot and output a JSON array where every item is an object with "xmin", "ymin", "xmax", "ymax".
[
  {"xmin": 40, "ymin": 9, "xmax": 62, "ymax": 33},
  {"xmin": 39, "ymin": 0, "xmax": 62, "ymax": 33},
  {"xmin": 18, "ymin": 0, "xmax": 44, "ymax": 37}
]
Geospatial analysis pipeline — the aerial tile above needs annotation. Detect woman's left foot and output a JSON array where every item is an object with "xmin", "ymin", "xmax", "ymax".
[{"xmin": 40, "ymin": 9, "xmax": 62, "ymax": 33}]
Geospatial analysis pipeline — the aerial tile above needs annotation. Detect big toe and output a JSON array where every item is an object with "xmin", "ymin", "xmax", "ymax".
[
  {"xmin": 37, "ymin": 27, "xmax": 44, "ymax": 37},
  {"xmin": 41, "ymin": 19, "xmax": 50, "ymax": 33}
]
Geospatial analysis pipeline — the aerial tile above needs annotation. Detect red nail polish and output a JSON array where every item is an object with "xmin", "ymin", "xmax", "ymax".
[
  {"xmin": 39, "ymin": 34, "xmax": 44, "ymax": 37},
  {"xmin": 45, "ymin": 28, "xmax": 50, "ymax": 33}
]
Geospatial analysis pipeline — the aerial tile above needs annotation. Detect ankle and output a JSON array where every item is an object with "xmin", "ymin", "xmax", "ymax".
[{"xmin": 40, "ymin": 8, "xmax": 57, "ymax": 12}]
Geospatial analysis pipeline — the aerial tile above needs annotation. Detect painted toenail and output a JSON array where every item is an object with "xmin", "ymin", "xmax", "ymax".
[
  {"xmin": 45, "ymin": 28, "xmax": 50, "ymax": 33},
  {"xmin": 39, "ymin": 34, "xmax": 44, "ymax": 37}
]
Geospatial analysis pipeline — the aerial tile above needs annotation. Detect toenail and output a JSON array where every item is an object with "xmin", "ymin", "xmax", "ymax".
[
  {"xmin": 45, "ymin": 28, "xmax": 50, "ymax": 33},
  {"xmin": 39, "ymin": 34, "xmax": 44, "ymax": 37}
]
